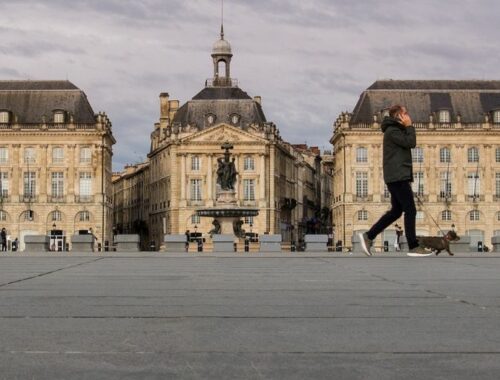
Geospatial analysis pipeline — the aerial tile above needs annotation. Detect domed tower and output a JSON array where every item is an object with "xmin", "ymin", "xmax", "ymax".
[{"xmin": 211, "ymin": 25, "xmax": 233, "ymax": 87}]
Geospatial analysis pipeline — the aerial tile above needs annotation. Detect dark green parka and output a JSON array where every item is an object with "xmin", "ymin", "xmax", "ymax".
[{"xmin": 381, "ymin": 116, "xmax": 416, "ymax": 184}]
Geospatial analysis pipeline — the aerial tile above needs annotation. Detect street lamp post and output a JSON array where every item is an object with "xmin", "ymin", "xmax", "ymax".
[{"xmin": 51, "ymin": 223, "xmax": 56, "ymax": 251}]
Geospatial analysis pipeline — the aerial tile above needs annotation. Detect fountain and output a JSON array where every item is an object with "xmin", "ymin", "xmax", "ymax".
[{"xmin": 196, "ymin": 142, "xmax": 259, "ymax": 249}]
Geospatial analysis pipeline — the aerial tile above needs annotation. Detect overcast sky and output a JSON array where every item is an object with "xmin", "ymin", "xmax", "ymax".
[{"xmin": 2, "ymin": 0, "xmax": 500, "ymax": 170}]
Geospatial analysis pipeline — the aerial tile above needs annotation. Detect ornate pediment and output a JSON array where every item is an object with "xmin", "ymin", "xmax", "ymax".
[{"xmin": 181, "ymin": 124, "xmax": 267, "ymax": 144}]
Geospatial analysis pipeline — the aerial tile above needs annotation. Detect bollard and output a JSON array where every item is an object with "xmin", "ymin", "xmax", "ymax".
[
  {"xmin": 291, "ymin": 241, "xmax": 296, "ymax": 252},
  {"xmin": 197, "ymin": 239, "xmax": 203, "ymax": 252},
  {"xmin": 384, "ymin": 240, "xmax": 389, "ymax": 252},
  {"xmin": 244, "ymin": 238, "xmax": 249, "ymax": 252},
  {"xmin": 104, "ymin": 240, "xmax": 109, "ymax": 252}
]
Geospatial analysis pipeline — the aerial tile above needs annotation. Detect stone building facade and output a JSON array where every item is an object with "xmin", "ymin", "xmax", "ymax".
[
  {"xmin": 113, "ymin": 29, "xmax": 332, "ymax": 248},
  {"xmin": 0, "ymin": 81, "xmax": 115, "ymax": 250},
  {"xmin": 330, "ymin": 80, "xmax": 500, "ymax": 251}
]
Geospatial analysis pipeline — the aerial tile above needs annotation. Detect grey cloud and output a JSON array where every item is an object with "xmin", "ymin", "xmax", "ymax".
[{"xmin": 0, "ymin": 41, "xmax": 85, "ymax": 58}]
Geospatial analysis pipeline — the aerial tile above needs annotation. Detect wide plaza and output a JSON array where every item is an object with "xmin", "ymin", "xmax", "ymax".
[{"xmin": 1, "ymin": 251, "xmax": 500, "ymax": 379}]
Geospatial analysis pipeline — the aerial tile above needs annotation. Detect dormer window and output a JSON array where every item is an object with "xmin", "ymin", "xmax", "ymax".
[
  {"xmin": 206, "ymin": 114, "xmax": 216, "ymax": 125},
  {"xmin": 53, "ymin": 110, "xmax": 65, "ymax": 123},
  {"xmin": 438, "ymin": 110, "xmax": 450, "ymax": 123},
  {"xmin": 231, "ymin": 114, "xmax": 240, "ymax": 124},
  {"xmin": 0, "ymin": 111, "xmax": 9, "ymax": 123},
  {"xmin": 493, "ymin": 110, "xmax": 500, "ymax": 124}
]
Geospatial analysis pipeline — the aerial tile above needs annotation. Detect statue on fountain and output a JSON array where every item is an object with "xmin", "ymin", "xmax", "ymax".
[{"xmin": 216, "ymin": 142, "xmax": 238, "ymax": 191}]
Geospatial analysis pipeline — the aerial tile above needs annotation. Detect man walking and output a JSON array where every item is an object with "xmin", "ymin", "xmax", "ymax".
[
  {"xmin": 359, "ymin": 105, "xmax": 429, "ymax": 257},
  {"xmin": 1, "ymin": 228, "xmax": 7, "ymax": 252}
]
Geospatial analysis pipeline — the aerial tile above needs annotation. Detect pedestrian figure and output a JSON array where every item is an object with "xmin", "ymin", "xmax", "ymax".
[
  {"xmin": 1, "ymin": 228, "xmax": 6, "ymax": 252},
  {"xmin": 394, "ymin": 224, "xmax": 403, "ymax": 251},
  {"xmin": 358, "ymin": 105, "xmax": 429, "ymax": 256}
]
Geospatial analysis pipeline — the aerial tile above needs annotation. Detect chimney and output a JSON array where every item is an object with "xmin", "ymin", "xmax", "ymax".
[
  {"xmin": 253, "ymin": 96, "xmax": 262, "ymax": 105},
  {"xmin": 159, "ymin": 93, "xmax": 169, "ymax": 120},
  {"xmin": 168, "ymin": 100, "xmax": 179, "ymax": 121}
]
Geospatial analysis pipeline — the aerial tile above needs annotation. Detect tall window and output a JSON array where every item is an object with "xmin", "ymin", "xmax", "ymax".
[
  {"xmin": 440, "ymin": 147, "xmax": 451, "ymax": 163},
  {"xmin": 496, "ymin": 148, "xmax": 500, "ymax": 163},
  {"xmin": 79, "ymin": 172, "xmax": 92, "ymax": 198},
  {"xmin": 412, "ymin": 172, "xmax": 424, "ymax": 196},
  {"xmin": 51, "ymin": 210, "xmax": 62, "ymax": 221},
  {"xmin": 52, "ymin": 147, "xmax": 64, "ymax": 163},
  {"xmin": 357, "ymin": 210, "xmax": 368, "ymax": 221},
  {"xmin": 356, "ymin": 172, "xmax": 368, "ymax": 197},
  {"xmin": 0, "ymin": 111, "xmax": 9, "ymax": 123},
  {"xmin": 53, "ymin": 111, "xmax": 65, "ymax": 123},
  {"xmin": 439, "ymin": 171, "xmax": 452, "ymax": 198},
  {"xmin": 356, "ymin": 147, "xmax": 368, "ymax": 163},
  {"xmin": 0, "ymin": 147, "xmax": 8, "ymax": 164},
  {"xmin": 469, "ymin": 210, "xmax": 480, "ymax": 221},
  {"xmin": 412, "ymin": 147, "xmax": 423, "ymax": 163},
  {"xmin": 244, "ymin": 156, "xmax": 255, "ymax": 171},
  {"xmin": 468, "ymin": 147, "xmax": 479, "ymax": 163},
  {"xmin": 467, "ymin": 172, "xmax": 480, "ymax": 199},
  {"xmin": 190, "ymin": 179, "xmax": 202, "ymax": 201},
  {"xmin": 24, "ymin": 147, "xmax": 35, "ymax": 164},
  {"xmin": 191, "ymin": 214, "xmax": 200, "ymax": 224},
  {"xmin": 79, "ymin": 211, "xmax": 90, "ymax": 222},
  {"xmin": 80, "ymin": 147, "xmax": 91, "ymax": 164},
  {"xmin": 496, "ymin": 173, "xmax": 500, "ymax": 198},
  {"xmin": 243, "ymin": 179, "xmax": 255, "ymax": 201},
  {"xmin": 441, "ymin": 210, "xmax": 452, "ymax": 221},
  {"xmin": 0, "ymin": 210, "xmax": 6, "ymax": 221},
  {"xmin": 493, "ymin": 110, "xmax": 500, "ymax": 124},
  {"xmin": 0, "ymin": 172, "xmax": 8, "ymax": 197},
  {"xmin": 191, "ymin": 156, "xmax": 200, "ymax": 171},
  {"xmin": 51, "ymin": 172, "xmax": 64, "ymax": 198},
  {"xmin": 438, "ymin": 110, "xmax": 450, "ymax": 123},
  {"xmin": 24, "ymin": 171, "xmax": 36, "ymax": 197},
  {"xmin": 383, "ymin": 184, "xmax": 390, "ymax": 198}
]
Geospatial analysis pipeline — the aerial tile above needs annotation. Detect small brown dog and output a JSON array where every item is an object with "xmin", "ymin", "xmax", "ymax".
[{"xmin": 417, "ymin": 230, "xmax": 460, "ymax": 256}]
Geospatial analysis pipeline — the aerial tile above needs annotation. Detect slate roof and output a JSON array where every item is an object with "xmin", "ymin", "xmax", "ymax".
[
  {"xmin": 172, "ymin": 86, "xmax": 266, "ymax": 129},
  {"xmin": 351, "ymin": 80, "xmax": 500, "ymax": 124},
  {"xmin": 0, "ymin": 80, "xmax": 96, "ymax": 124}
]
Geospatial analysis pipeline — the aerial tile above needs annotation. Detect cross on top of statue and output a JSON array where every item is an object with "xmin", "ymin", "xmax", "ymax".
[{"xmin": 221, "ymin": 141, "xmax": 233, "ymax": 161}]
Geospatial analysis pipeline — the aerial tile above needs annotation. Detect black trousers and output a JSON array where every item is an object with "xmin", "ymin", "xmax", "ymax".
[{"xmin": 367, "ymin": 180, "xmax": 418, "ymax": 249}]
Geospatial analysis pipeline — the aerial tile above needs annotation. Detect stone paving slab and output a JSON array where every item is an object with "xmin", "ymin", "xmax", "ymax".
[{"xmin": 0, "ymin": 253, "xmax": 500, "ymax": 379}]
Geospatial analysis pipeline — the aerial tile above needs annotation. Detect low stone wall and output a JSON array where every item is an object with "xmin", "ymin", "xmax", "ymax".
[
  {"xmin": 259, "ymin": 234, "xmax": 282, "ymax": 252},
  {"xmin": 164, "ymin": 234, "xmax": 187, "ymax": 252},
  {"xmin": 212, "ymin": 234, "xmax": 235, "ymax": 252},
  {"xmin": 304, "ymin": 234, "xmax": 328, "ymax": 252},
  {"xmin": 71, "ymin": 235, "xmax": 94, "ymax": 252},
  {"xmin": 24, "ymin": 235, "xmax": 49, "ymax": 252},
  {"xmin": 114, "ymin": 234, "xmax": 140, "ymax": 252},
  {"xmin": 492, "ymin": 236, "xmax": 500, "ymax": 252}
]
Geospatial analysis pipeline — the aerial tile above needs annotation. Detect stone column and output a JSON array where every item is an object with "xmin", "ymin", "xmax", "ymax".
[
  {"xmin": 207, "ymin": 154, "xmax": 213, "ymax": 202},
  {"xmin": 269, "ymin": 144, "xmax": 276, "ymax": 233},
  {"xmin": 40, "ymin": 145, "xmax": 48, "ymax": 202},
  {"xmin": 180, "ymin": 154, "xmax": 186, "ymax": 201},
  {"xmin": 260, "ymin": 154, "xmax": 265, "ymax": 201}
]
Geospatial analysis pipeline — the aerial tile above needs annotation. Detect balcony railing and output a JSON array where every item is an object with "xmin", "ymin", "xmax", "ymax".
[
  {"xmin": 49, "ymin": 196, "xmax": 66, "ymax": 203},
  {"xmin": 20, "ymin": 195, "xmax": 37, "ymax": 202},
  {"xmin": 76, "ymin": 195, "xmax": 93, "ymax": 203}
]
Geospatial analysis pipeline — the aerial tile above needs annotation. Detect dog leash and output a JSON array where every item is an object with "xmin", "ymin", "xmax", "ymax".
[{"xmin": 415, "ymin": 194, "xmax": 447, "ymax": 237}]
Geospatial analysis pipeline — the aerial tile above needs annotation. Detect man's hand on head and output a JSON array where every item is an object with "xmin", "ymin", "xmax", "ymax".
[{"xmin": 399, "ymin": 113, "xmax": 412, "ymax": 127}]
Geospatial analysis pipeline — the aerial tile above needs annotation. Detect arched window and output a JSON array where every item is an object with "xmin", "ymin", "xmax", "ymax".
[
  {"xmin": 191, "ymin": 214, "xmax": 200, "ymax": 224},
  {"xmin": 51, "ymin": 210, "xmax": 62, "ymax": 221},
  {"xmin": 231, "ymin": 114, "xmax": 240, "ymax": 124},
  {"xmin": 356, "ymin": 147, "xmax": 368, "ymax": 163},
  {"xmin": 441, "ymin": 210, "xmax": 452, "ymax": 221},
  {"xmin": 79, "ymin": 211, "xmax": 90, "ymax": 222},
  {"xmin": 217, "ymin": 61, "xmax": 227, "ymax": 77},
  {"xmin": 357, "ymin": 210, "xmax": 368, "ymax": 221},
  {"xmin": 440, "ymin": 147, "xmax": 451, "ymax": 163},
  {"xmin": 469, "ymin": 210, "xmax": 480, "ymax": 221}
]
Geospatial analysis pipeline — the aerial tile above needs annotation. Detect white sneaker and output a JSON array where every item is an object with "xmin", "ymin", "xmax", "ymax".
[
  {"xmin": 407, "ymin": 246, "xmax": 432, "ymax": 257},
  {"xmin": 358, "ymin": 232, "xmax": 372, "ymax": 256}
]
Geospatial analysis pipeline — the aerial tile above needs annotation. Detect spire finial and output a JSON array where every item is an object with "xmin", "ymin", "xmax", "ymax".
[{"xmin": 220, "ymin": 0, "xmax": 224, "ymax": 39}]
